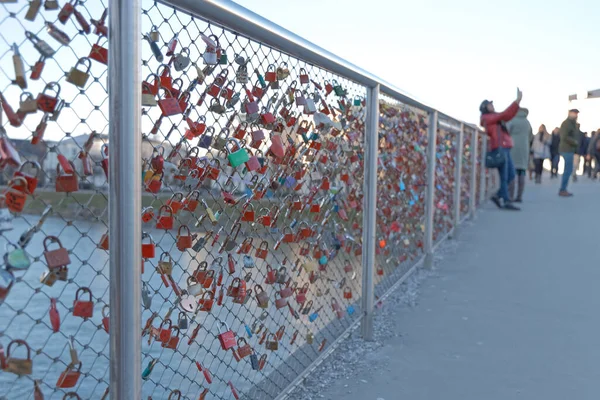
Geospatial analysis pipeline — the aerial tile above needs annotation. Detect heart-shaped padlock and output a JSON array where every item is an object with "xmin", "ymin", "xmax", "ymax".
[{"xmin": 173, "ymin": 48, "xmax": 191, "ymax": 72}]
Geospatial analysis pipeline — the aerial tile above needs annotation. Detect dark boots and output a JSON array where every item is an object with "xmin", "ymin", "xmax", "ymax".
[{"xmin": 514, "ymin": 175, "xmax": 526, "ymax": 202}]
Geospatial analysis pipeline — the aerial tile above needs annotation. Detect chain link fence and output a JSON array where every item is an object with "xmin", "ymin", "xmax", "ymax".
[{"xmin": 0, "ymin": 1, "xmax": 489, "ymax": 399}]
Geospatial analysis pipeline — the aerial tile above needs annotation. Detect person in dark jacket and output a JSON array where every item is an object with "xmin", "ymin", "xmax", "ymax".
[
  {"xmin": 480, "ymin": 88, "xmax": 522, "ymax": 210},
  {"xmin": 558, "ymin": 109, "xmax": 580, "ymax": 196},
  {"xmin": 588, "ymin": 131, "xmax": 600, "ymax": 179},
  {"xmin": 550, "ymin": 128, "xmax": 561, "ymax": 178},
  {"xmin": 581, "ymin": 132, "xmax": 593, "ymax": 178},
  {"xmin": 573, "ymin": 127, "xmax": 589, "ymax": 182}
]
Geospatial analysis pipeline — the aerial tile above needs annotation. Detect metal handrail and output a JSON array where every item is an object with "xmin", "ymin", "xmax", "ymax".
[{"xmin": 158, "ymin": 0, "xmax": 474, "ymax": 127}]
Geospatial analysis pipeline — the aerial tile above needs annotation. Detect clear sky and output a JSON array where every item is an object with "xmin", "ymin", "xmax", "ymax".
[{"xmin": 235, "ymin": 0, "xmax": 600, "ymax": 133}]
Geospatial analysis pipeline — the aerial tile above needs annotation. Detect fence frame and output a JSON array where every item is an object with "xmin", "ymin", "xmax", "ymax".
[{"xmin": 102, "ymin": 0, "xmax": 491, "ymax": 397}]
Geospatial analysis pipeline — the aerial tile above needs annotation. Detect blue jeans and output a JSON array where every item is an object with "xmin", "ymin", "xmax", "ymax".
[
  {"xmin": 497, "ymin": 148, "xmax": 516, "ymax": 202},
  {"xmin": 560, "ymin": 152, "xmax": 574, "ymax": 191}
]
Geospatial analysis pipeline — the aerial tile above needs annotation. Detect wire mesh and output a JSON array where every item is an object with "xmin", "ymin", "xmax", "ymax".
[
  {"xmin": 433, "ymin": 125, "xmax": 456, "ymax": 242},
  {"xmin": 135, "ymin": 2, "xmax": 366, "ymax": 400},
  {"xmin": 460, "ymin": 126, "xmax": 474, "ymax": 218},
  {"xmin": 476, "ymin": 133, "xmax": 483, "ymax": 206},
  {"xmin": 372, "ymin": 94, "xmax": 428, "ymax": 297},
  {"xmin": 0, "ymin": 1, "xmax": 112, "ymax": 399}
]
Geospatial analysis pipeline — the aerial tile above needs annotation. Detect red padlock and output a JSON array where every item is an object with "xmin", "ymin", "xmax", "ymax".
[
  {"xmin": 255, "ymin": 241, "xmax": 269, "ymax": 260},
  {"xmin": 198, "ymin": 291, "xmax": 214, "ymax": 312},
  {"xmin": 217, "ymin": 321, "xmax": 236, "ymax": 351},
  {"xmin": 36, "ymin": 82, "xmax": 60, "ymax": 113},
  {"xmin": 264, "ymin": 265, "xmax": 277, "ymax": 285},
  {"xmin": 142, "ymin": 233, "xmax": 156, "ymax": 258},
  {"xmin": 227, "ymin": 254, "xmax": 236, "ymax": 275},
  {"xmin": 49, "ymin": 298, "xmax": 60, "ymax": 333},
  {"xmin": 343, "ymin": 288, "xmax": 353, "ymax": 299},
  {"xmin": 158, "ymin": 319, "xmax": 173, "ymax": 343},
  {"xmin": 43, "ymin": 235, "xmax": 71, "ymax": 269},
  {"xmin": 158, "ymin": 88, "xmax": 182, "ymax": 116},
  {"xmin": 195, "ymin": 362, "xmax": 212, "ymax": 384},
  {"xmin": 13, "ymin": 161, "xmax": 40, "ymax": 194},
  {"xmin": 241, "ymin": 203, "xmax": 255, "ymax": 222},
  {"xmin": 183, "ymin": 190, "xmax": 200, "ymax": 212},
  {"xmin": 163, "ymin": 327, "xmax": 181, "ymax": 350},
  {"xmin": 56, "ymin": 162, "xmax": 79, "ymax": 193},
  {"xmin": 4, "ymin": 178, "xmax": 28, "ymax": 213},
  {"xmin": 73, "ymin": 287, "xmax": 94, "ymax": 318},
  {"xmin": 237, "ymin": 237, "xmax": 253, "ymax": 254},
  {"xmin": 89, "ymin": 38, "xmax": 108, "ymax": 64},
  {"xmin": 56, "ymin": 362, "xmax": 82, "ymax": 388},
  {"xmin": 274, "ymin": 292, "xmax": 287, "ymax": 309},
  {"xmin": 102, "ymin": 305, "xmax": 109, "ymax": 333},
  {"xmin": 236, "ymin": 337, "xmax": 252, "ymax": 359},
  {"xmin": 155, "ymin": 205, "xmax": 174, "ymax": 230},
  {"xmin": 176, "ymin": 225, "xmax": 193, "ymax": 250}
]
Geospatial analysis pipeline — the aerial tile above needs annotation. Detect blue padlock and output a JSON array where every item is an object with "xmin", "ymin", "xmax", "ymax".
[
  {"xmin": 309, "ymin": 311, "xmax": 318, "ymax": 322},
  {"xmin": 244, "ymin": 324, "xmax": 253, "ymax": 338},
  {"xmin": 142, "ymin": 358, "xmax": 158, "ymax": 380},
  {"xmin": 347, "ymin": 305, "xmax": 355, "ymax": 315},
  {"xmin": 318, "ymin": 255, "xmax": 328, "ymax": 265}
]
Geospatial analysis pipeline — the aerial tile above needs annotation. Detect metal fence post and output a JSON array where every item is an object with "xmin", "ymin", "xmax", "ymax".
[
  {"xmin": 469, "ymin": 129, "xmax": 478, "ymax": 218},
  {"xmin": 452, "ymin": 123, "xmax": 464, "ymax": 235},
  {"xmin": 479, "ymin": 134, "xmax": 487, "ymax": 204},
  {"xmin": 361, "ymin": 84, "xmax": 379, "ymax": 341},
  {"xmin": 424, "ymin": 111, "xmax": 438, "ymax": 268},
  {"xmin": 109, "ymin": 0, "xmax": 142, "ymax": 398}
]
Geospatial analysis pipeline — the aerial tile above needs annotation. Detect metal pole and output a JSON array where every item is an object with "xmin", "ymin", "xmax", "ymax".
[
  {"xmin": 469, "ymin": 128, "xmax": 478, "ymax": 219},
  {"xmin": 452, "ymin": 123, "xmax": 464, "ymax": 236},
  {"xmin": 424, "ymin": 111, "xmax": 438, "ymax": 269},
  {"xmin": 479, "ymin": 134, "xmax": 487, "ymax": 204},
  {"xmin": 361, "ymin": 84, "xmax": 379, "ymax": 341},
  {"xmin": 109, "ymin": 0, "xmax": 142, "ymax": 398}
]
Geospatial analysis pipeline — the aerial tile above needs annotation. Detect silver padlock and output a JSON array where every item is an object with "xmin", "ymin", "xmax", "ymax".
[
  {"xmin": 141, "ymin": 282, "xmax": 152, "ymax": 309},
  {"xmin": 173, "ymin": 48, "xmax": 190, "ymax": 72},
  {"xmin": 187, "ymin": 276, "xmax": 203, "ymax": 297}
]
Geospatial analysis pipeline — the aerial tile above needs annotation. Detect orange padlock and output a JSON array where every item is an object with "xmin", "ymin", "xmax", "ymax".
[
  {"xmin": 176, "ymin": 225, "xmax": 193, "ymax": 250},
  {"xmin": 56, "ymin": 362, "xmax": 82, "ymax": 388},
  {"xmin": 155, "ymin": 205, "xmax": 174, "ymax": 230},
  {"xmin": 73, "ymin": 287, "xmax": 94, "ymax": 318}
]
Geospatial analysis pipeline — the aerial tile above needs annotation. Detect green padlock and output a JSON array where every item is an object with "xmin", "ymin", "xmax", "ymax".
[
  {"xmin": 353, "ymin": 96, "xmax": 362, "ymax": 106},
  {"xmin": 226, "ymin": 139, "xmax": 250, "ymax": 168},
  {"xmin": 219, "ymin": 52, "xmax": 228, "ymax": 65},
  {"xmin": 332, "ymin": 79, "xmax": 346, "ymax": 97},
  {"xmin": 5, "ymin": 244, "xmax": 31, "ymax": 270}
]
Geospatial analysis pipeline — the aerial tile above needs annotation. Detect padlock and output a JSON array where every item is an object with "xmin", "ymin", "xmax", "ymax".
[
  {"xmin": 344, "ymin": 288, "xmax": 353, "ymax": 299},
  {"xmin": 157, "ymin": 252, "xmax": 173, "ymax": 275},
  {"xmin": 18, "ymin": 92, "xmax": 37, "ymax": 114},
  {"xmin": 164, "ymin": 327, "xmax": 181, "ymax": 349},
  {"xmin": 56, "ymin": 161, "xmax": 79, "ymax": 193},
  {"xmin": 264, "ymin": 265, "xmax": 277, "ymax": 285},
  {"xmin": 187, "ymin": 276, "xmax": 203, "ymax": 297},
  {"xmin": 202, "ymin": 269, "xmax": 215, "ymax": 289},
  {"xmin": 26, "ymin": 31, "xmax": 55, "ymax": 58},
  {"xmin": 265, "ymin": 333, "xmax": 279, "ymax": 351},
  {"xmin": 158, "ymin": 319, "xmax": 173, "ymax": 343},
  {"xmin": 221, "ymin": 223, "xmax": 242, "ymax": 252},
  {"xmin": 89, "ymin": 37, "xmax": 108, "ymax": 64},
  {"xmin": 237, "ymin": 236, "xmax": 254, "ymax": 255},
  {"xmin": 255, "ymin": 284, "xmax": 269, "ymax": 308},
  {"xmin": 5, "ymin": 339, "xmax": 33, "ymax": 376},
  {"xmin": 49, "ymin": 297, "xmax": 61, "ymax": 332},
  {"xmin": 102, "ymin": 305, "xmax": 109, "ymax": 333},
  {"xmin": 241, "ymin": 203, "xmax": 255, "ymax": 222},
  {"xmin": 176, "ymin": 225, "xmax": 193, "ymax": 250},
  {"xmin": 177, "ymin": 311, "xmax": 188, "ymax": 330},
  {"xmin": 279, "ymin": 283, "xmax": 293, "ymax": 299},
  {"xmin": 158, "ymin": 88, "xmax": 182, "ymax": 116},
  {"xmin": 25, "ymin": 0, "xmax": 42, "ymax": 21},
  {"xmin": 196, "ymin": 361, "xmax": 213, "ymax": 384},
  {"xmin": 226, "ymin": 138, "xmax": 250, "ymax": 168},
  {"xmin": 217, "ymin": 321, "xmax": 236, "ymax": 350},
  {"xmin": 43, "ymin": 235, "xmax": 70, "ymax": 269},
  {"xmin": 173, "ymin": 47, "xmax": 191, "ymax": 71},
  {"xmin": 167, "ymin": 390, "xmax": 182, "ymax": 400},
  {"xmin": 66, "ymin": 57, "xmax": 92, "ymax": 88},
  {"xmin": 301, "ymin": 300, "xmax": 313, "ymax": 315},
  {"xmin": 36, "ymin": 81, "xmax": 60, "ymax": 113},
  {"xmin": 274, "ymin": 292, "xmax": 287, "ymax": 309},
  {"xmin": 198, "ymin": 290, "xmax": 214, "ymax": 312},
  {"xmin": 255, "ymin": 240, "xmax": 269, "ymax": 260},
  {"xmin": 56, "ymin": 362, "xmax": 82, "ymax": 388},
  {"xmin": 227, "ymin": 254, "xmax": 237, "ymax": 275},
  {"xmin": 14, "ymin": 161, "xmax": 40, "ymax": 194},
  {"xmin": 141, "ymin": 233, "xmax": 156, "ymax": 258},
  {"xmin": 5, "ymin": 243, "xmax": 30, "ymax": 270},
  {"xmin": 73, "ymin": 287, "xmax": 94, "ymax": 318},
  {"xmin": 142, "ymin": 358, "xmax": 158, "ymax": 381},
  {"xmin": 156, "ymin": 205, "xmax": 174, "ymax": 230},
  {"xmin": 4, "ymin": 178, "xmax": 28, "ymax": 213},
  {"xmin": 40, "ymin": 269, "xmax": 58, "ymax": 287}
]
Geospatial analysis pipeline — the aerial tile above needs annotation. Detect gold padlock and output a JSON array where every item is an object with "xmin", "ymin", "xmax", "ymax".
[
  {"xmin": 18, "ymin": 92, "xmax": 38, "ymax": 114},
  {"xmin": 12, "ymin": 44, "xmax": 26, "ymax": 89},
  {"xmin": 306, "ymin": 332, "xmax": 314, "ymax": 345},
  {"xmin": 56, "ymin": 266, "xmax": 68, "ymax": 281},
  {"xmin": 25, "ymin": 0, "xmax": 42, "ymax": 22},
  {"xmin": 149, "ymin": 26, "xmax": 160, "ymax": 42},
  {"xmin": 5, "ymin": 339, "xmax": 33, "ymax": 376},
  {"xmin": 265, "ymin": 334, "xmax": 279, "ymax": 351},
  {"xmin": 40, "ymin": 269, "xmax": 58, "ymax": 287},
  {"xmin": 44, "ymin": 0, "xmax": 59, "ymax": 10},
  {"xmin": 66, "ymin": 57, "xmax": 92, "ymax": 88},
  {"xmin": 157, "ymin": 252, "xmax": 173, "ymax": 275}
]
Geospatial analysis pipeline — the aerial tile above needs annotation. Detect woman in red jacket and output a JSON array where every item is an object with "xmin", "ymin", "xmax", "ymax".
[{"xmin": 480, "ymin": 88, "xmax": 523, "ymax": 210}]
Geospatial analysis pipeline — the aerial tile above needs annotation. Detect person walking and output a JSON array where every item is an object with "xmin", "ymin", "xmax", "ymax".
[
  {"xmin": 581, "ymin": 131, "xmax": 593, "ymax": 178},
  {"xmin": 572, "ymin": 124, "xmax": 584, "ymax": 182},
  {"xmin": 588, "ymin": 131, "xmax": 600, "ymax": 179},
  {"xmin": 558, "ymin": 109, "xmax": 580, "ymax": 196},
  {"xmin": 480, "ymin": 88, "xmax": 522, "ymax": 210},
  {"xmin": 507, "ymin": 107, "xmax": 533, "ymax": 202},
  {"xmin": 550, "ymin": 127, "xmax": 561, "ymax": 178},
  {"xmin": 531, "ymin": 125, "xmax": 551, "ymax": 184}
]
